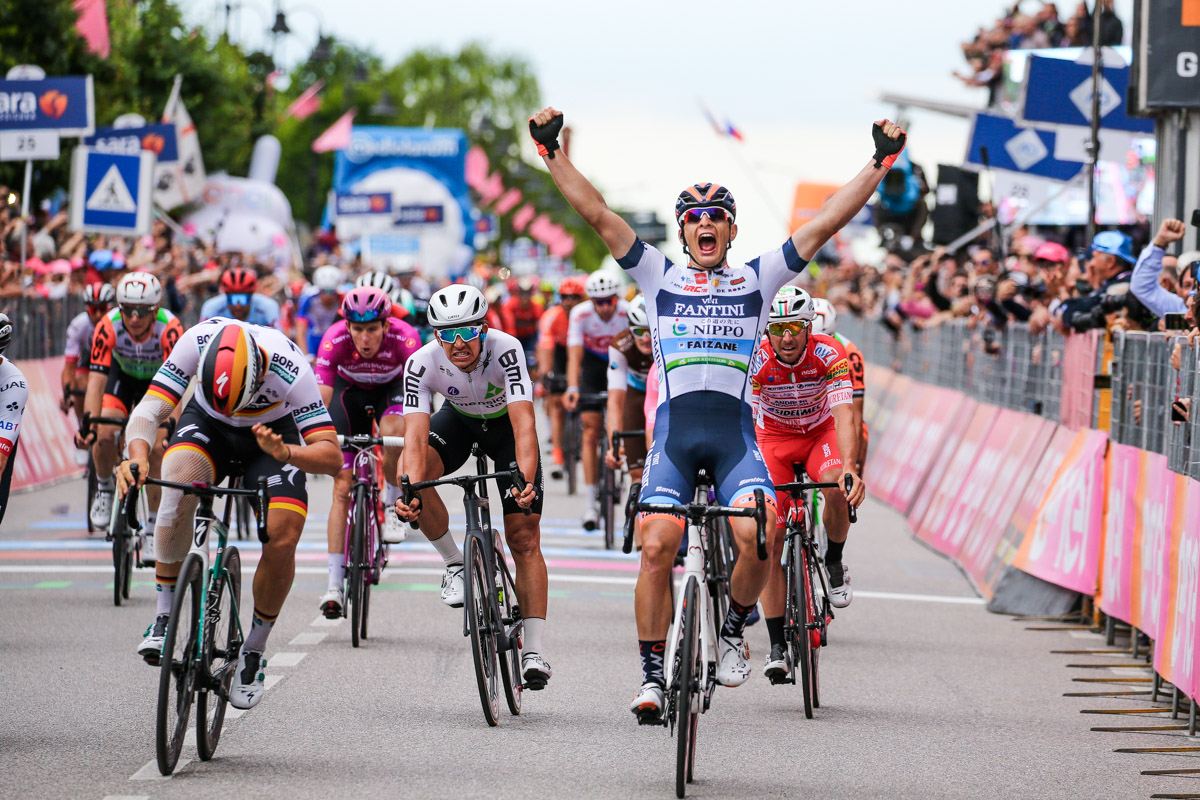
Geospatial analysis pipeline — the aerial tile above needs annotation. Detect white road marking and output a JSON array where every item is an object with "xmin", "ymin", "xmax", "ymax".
[
  {"xmin": 130, "ymin": 758, "xmax": 189, "ymax": 780},
  {"xmin": 310, "ymin": 614, "xmax": 343, "ymax": 627},
  {"xmin": 853, "ymin": 590, "xmax": 984, "ymax": 605},
  {"xmin": 289, "ymin": 631, "xmax": 327, "ymax": 645},
  {"xmin": 268, "ymin": 652, "xmax": 306, "ymax": 667},
  {"xmin": 102, "ymin": 796, "xmax": 150, "ymax": 799}
]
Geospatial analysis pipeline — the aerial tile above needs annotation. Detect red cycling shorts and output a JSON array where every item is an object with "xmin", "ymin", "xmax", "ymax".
[{"xmin": 757, "ymin": 420, "xmax": 843, "ymax": 520}]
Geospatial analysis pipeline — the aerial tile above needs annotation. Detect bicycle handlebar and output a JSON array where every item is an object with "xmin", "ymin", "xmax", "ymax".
[
  {"xmin": 337, "ymin": 434, "xmax": 405, "ymax": 449},
  {"xmin": 80, "ymin": 411, "xmax": 175, "ymax": 439},
  {"xmin": 611, "ymin": 428, "xmax": 646, "ymax": 453},
  {"xmin": 399, "ymin": 464, "xmax": 532, "ymax": 527},
  {"xmin": 126, "ymin": 464, "xmax": 270, "ymax": 543},
  {"xmin": 623, "ymin": 488, "xmax": 768, "ymax": 559},
  {"xmin": 774, "ymin": 474, "xmax": 857, "ymax": 524}
]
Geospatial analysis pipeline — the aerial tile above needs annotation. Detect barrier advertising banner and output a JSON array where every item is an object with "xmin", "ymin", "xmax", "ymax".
[
  {"xmin": 1100, "ymin": 442, "xmax": 1140, "ymax": 625},
  {"xmin": 1059, "ymin": 328, "xmax": 1100, "ymax": 430},
  {"xmin": 1131, "ymin": 451, "xmax": 1175, "ymax": 641},
  {"xmin": 1154, "ymin": 475, "xmax": 1199, "ymax": 703},
  {"xmin": 863, "ymin": 375, "xmax": 918, "ymax": 497},
  {"xmin": 871, "ymin": 383, "xmax": 935, "ymax": 509},
  {"xmin": 11, "ymin": 357, "xmax": 84, "ymax": 491},
  {"xmin": 892, "ymin": 388, "xmax": 969, "ymax": 515},
  {"xmin": 907, "ymin": 398, "xmax": 979, "ymax": 532},
  {"xmin": 1012, "ymin": 428, "xmax": 1108, "ymax": 595},
  {"xmin": 914, "ymin": 403, "xmax": 997, "ymax": 548}
]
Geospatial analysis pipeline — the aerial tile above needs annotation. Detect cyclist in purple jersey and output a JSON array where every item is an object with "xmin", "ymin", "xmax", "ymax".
[{"xmin": 313, "ymin": 287, "xmax": 422, "ymax": 616}]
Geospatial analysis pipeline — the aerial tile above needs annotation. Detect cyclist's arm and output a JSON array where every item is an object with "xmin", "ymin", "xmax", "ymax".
[
  {"xmin": 255, "ymin": 425, "xmax": 341, "ymax": 475},
  {"xmin": 508, "ymin": 400, "xmax": 540, "ymax": 494},
  {"xmin": 831, "ymin": 402, "xmax": 859, "ymax": 475},
  {"xmin": 852, "ymin": 396, "xmax": 865, "ymax": 450},
  {"xmin": 791, "ymin": 161, "xmax": 893, "ymax": 262},
  {"xmin": 398, "ymin": 411, "xmax": 431, "ymax": 485}
]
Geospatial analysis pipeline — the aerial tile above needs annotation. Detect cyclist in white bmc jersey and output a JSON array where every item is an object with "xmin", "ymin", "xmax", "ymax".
[
  {"xmin": 393, "ymin": 285, "xmax": 552, "ymax": 690},
  {"xmin": 530, "ymin": 106, "xmax": 899, "ymax": 718}
]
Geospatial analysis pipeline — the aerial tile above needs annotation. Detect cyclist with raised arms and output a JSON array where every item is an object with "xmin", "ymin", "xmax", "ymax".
[
  {"xmin": 78, "ymin": 273, "xmax": 184, "ymax": 554},
  {"xmin": 536, "ymin": 276, "xmax": 586, "ymax": 476},
  {"xmin": 392, "ymin": 285, "xmax": 552, "ymax": 690},
  {"xmin": 604, "ymin": 293, "xmax": 654, "ymax": 508},
  {"xmin": 117, "ymin": 318, "xmax": 342, "ymax": 709},
  {"xmin": 61, "ymin": 283, "xmax": 115, "ymax": 418},
  {"xmin": 529, "ymin": 107, "xmax": 895, "ymax": 718},
  {"xmin": 751, "ymin": 287, "xmax": 862, "ymax": 683},
  {"xmin": 563, "ymin": 271, "xmax": 628, "ymax": 529},
  {"xmin": 200, "ymin": 267, "xmax": 280, "ymax": 328},
  {"xmin": 314, "ymin": 286, "xmax": 422, "ymax": 617},
  {"xmin": 811, "ymin": 297, "xmax": 869, "ymax": 474}
]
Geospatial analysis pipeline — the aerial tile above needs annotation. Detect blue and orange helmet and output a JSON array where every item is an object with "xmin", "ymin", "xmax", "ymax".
[
  {"xmin": 675, "ymin": 182, "xmax": 736, "ymax": 228},
  {"xmin": 199, "ymin": 323, "xmax": 266, "ymax": 416}
]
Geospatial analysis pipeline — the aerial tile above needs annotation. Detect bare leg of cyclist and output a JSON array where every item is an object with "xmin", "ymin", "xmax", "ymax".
[
  {"xmin": 324, "ymin": 467, "xmax": 353, "ymax": 597},
  {"xmin": 724, "ymin": 509, "xmax": 779, "ymax": 626},
  {"xmin": 246, "ymin": 508, "xmax": 306, "ymax": 651},
  {"xmin": 93, "ymin": 421, "xmax": 123, "ymax": 479},
  {"xmin": 581, "ymin": 410, "xmax": 602, "ymax": 523},
  {"xmin": 547, "ymin": 394, "xmax": 565, "ymax": 468},
  {"xmin": 760, "ymin": 522, "xmax": 787, "ymax": 619},
  {"xmin": 819, "ymin": 468, "xmax": 849, "ymax": 546},
  {"xmin": 502, "ymin": 512, "xmax": 547, "ymax": 618}
]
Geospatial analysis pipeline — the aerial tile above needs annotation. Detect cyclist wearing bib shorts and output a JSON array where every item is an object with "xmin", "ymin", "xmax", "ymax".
[
  {"xmin": 394, "ymin": 285, "xmax": 552, "ymax": 690},
  {"xmin": 536, "ymin": 277, "xmax": 585, "ymax": 475},
  {"xmin": 811, "ymin": 298, "xmax": 869, "ymax": 475},
  {"xmin": 314, "ymin": 287, "xmax": 421, "ymax": 617},
  {"xmin": 531, "ymin": 107, "xmax": 896, "ymax": 717}
]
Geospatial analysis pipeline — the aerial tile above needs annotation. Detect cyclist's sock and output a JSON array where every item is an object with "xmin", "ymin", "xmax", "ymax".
[
  {"xmin": 244, "ymin": 608, "xmax": 277, "ymax": 652},
  {"xmin": 523, "ymin": 617, "xmax": 545, "ymax": 655},
  {"xmin": 765, "ymin": 616, "xmax": 786, "ymax": 649},
  {"xmin": 327, "ymin": 553, "xmax": 344, "ymax": 591},
  {"xmin": 639, "ymin": 639, "xmax": 666, "ymax": 687},
  {"xmin": 383, "ymin": 482, "xmax": 401, "ymax": 507},
  {"xmin": 145, "ymin": 511, "xmax": 157, "ymax": 533},
  {"xmin": 720, "ymin": 597, "xmax": 757, "ymax": 639},
  {"xmin": 826, "ymin": 539, "xmax": 845, "ymax": 565},
  {"xmin": 584, "ymin": 483, "xmax": 597, "ymax": 506},
  {"xmin": 429, "ymin": 530, "xmax": 463, "ymax": 566},
  {"xmin": 98, "ymin": 476, "xmax": 115, "ymax": 491},
  {"xmin": 155, "ymin": 571, "xmax": 176, "ymax": 616}
]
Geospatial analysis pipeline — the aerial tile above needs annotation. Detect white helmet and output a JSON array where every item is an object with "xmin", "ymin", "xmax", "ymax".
[
  {"xmin": 767, "ymin": 285, "xmax": 814, "ymax": 323},
  {"xmin": 811, "ymin": 298, "xmax": 837, "ymax": 335},
  {"xmin": 313, "ymin": 265, "xmax": 343, "ymax": 292},
  {"xmin": 116, "ymin": 271, "xmax": 163, "ymax": 306},
  {"xmin": 428, "ymin": 284, "xmax": 488, "ymax": 327},
  {"xmin": 627, "ymin": 294, "xmax": 649, "ymax": 328},
  {"xmin": 585, "ymin": 271, "xmax": 621, "ymax": 299},
  {"xmin": 355, "ymin": 270, "xmax": 395, "ymax": 295}
]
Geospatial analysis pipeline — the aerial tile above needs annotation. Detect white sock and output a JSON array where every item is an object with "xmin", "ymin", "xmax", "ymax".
[
  {"xmin": 584, "ymin": 484, "xmax": 597, "ymax": 507},
  {"xmin": 146, "ymin": 512, "xmax": 157, "ymax": 537},
  {"xmin": 99, "ymin": 476, "xmax": 115, "ymax": 491},
  {"xmin": 384, "ymin": 482, "xmax": 401, "ymax": 506},
  {"xmin": 155, "ymin": 576, "xmax": 176, "ymax": 616},
  {"xmin": 428, "ymin": 530, "xmax": 462, "ymax": 566},
  {"xmin": 327, "ymin": 553, "xmax": 344, "ymax": 591},
  {"xmin": 523, "ymin": 617, "xmax": 546, "ymax": 656}
]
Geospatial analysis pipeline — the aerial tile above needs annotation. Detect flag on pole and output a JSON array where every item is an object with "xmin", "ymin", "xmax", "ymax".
[
  {"xmin": 154, "ymin": 76, "xmax": 207, "ymax": 210},
  {"xmin": 73, "ymin": 0, "xmax": 110, "ymax": 58},
  {"xmin": 284, "ymin": 81, "xmax": 324, "ymax": 121},
  {"xmin": 312, "ymin": 110, "xmax": 355, "ymax": 153},
  {"xmin": 699, "ymin": 101, "xmax": 744, "ymax": 141}
]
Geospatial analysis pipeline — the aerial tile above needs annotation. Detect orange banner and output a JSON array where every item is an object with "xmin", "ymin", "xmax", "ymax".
[{"xmin": 1185, "ymin": 0, "xmax": 1200, "ymax": 26}]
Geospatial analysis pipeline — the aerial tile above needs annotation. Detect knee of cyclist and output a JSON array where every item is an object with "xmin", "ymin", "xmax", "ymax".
[
  {"xmin": 505, "ymin": 527, "xmax": 539, "ymax": 558},
  {"xmin": 639, "ymin": 535, "xmax": 681, "ymax": 572},
  {"xmin": 332, "ymin": 469, "xmax": 353, "ymax": 493}
]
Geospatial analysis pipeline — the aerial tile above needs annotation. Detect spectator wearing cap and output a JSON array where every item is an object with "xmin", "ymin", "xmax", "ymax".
[
  {"xmin": 1056, "ymin": 231, "xmax": 1146, "ymax": 332},
  {"xmin": 1131, "ymin": 218, "xmax": 1193, "ymax": 319}
]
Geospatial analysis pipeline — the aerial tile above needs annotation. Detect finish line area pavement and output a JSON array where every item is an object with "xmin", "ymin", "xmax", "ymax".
[{"xmin": 0, "ymin": 467, "xmax": 1172, "ymax": 798}]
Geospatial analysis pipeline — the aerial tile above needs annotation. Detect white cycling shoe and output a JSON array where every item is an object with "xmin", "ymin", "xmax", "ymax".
[
  {"xmin": 90, "ymin": 488, "xmax": 113, "ymax": 529},
  {"xmin": 440, "ymin": 564, "xmax": 465, "ymax": 607},
  {"xmin": 631, "ymin": 681, "xmax": 665, "ymax": 724},
  {"xmin": 319, "ymin": 587, "xmax": 344, "ymax": 619},
  {"xmin": 522, "ymin": 652, "xmax": 552, "ymax": 690},
  {"xmin": 381, "ymin": 511, "xmax": 407, "ymax": 544},
  {"xmin": 139, "ymin": 531, "xmax": 155, "ymax": 565},
  {"xmin": 581, "ymin": 505, "xmax": 599, "ymax": 532},
  {"xmin": 717, "ymin": 634, "xmax": 751, "ymax": 687},
  {"xmin": 827, "ymin": 562, "xmax": 853, "ymax": 609},
  {"xmin": 138, "ymin": 614, "xmax": 169, "ymax": 665},
  {"xmin": 229, "ymin": 649, "xmax": 267, "ymax": 710}
]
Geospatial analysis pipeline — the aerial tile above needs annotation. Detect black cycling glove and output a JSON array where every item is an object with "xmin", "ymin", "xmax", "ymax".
[
  {"xmin": 529, "ymin": 113, "xmax": 564, "ymax": 159},
  {"xmin": 872, "ymin": 122, "xmax": 907, "ymax": 169}
]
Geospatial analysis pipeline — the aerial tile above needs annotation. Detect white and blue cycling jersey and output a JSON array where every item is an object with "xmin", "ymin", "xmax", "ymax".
[
  {"xmin": 615, "ymin": 236, "xmax": 807, "ymax": 509},
  {"xmin": 296, "ymin": 290, "xmax": 342, "ymax": 353},
  {"xmin": 199, "ymin": 294, "xmax": 280, "ymax": 328}
]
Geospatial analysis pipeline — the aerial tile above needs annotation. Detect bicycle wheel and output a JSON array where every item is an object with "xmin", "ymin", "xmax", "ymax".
[
  {"xmin": 792, "ymin": 536, "xmax": 815, "ymax": 719},
  {"xmin": 121, "ymin": 532, "xmax": 134, "ymax": 600},
  {"xmin": 360, "ymin": 489, "xmax": 377, "ymax": 642},
  {"xmin": 564, "ymin": 414, "xmax": 579, "ymax": 496},
  {"xmin": 197, "ymin": 547, "xmax": 242, "ymax": 761},
  {"xmin": 497, "ymin": 547, "xmax": 523, "ymax": 717},
  {"xmin": 807, "ymin": 553, "xmax": 823, "ymax": 709},
  {"xmin": 601, "ymin": 460, "xmax": 617, "ymax": 549},
  {"xmin": 705, "ymin": 519, "xmax": 732, "ymax": 631},
  {"xmin": 349, "ymin": 485, "xmax": 366, "ymax": 648},
  {"xmin": 235, "ymin": 496, "xmax": 250, "ymax": 541},
  {"xmin": 156, "ymin": 553, "xmax": 202, "ymax": 775},
  {"xmin": 111, "ymin": 521, "xmax": 129, "ymax": 607},
  {"xmin": 675, "ymin": 576, "xmax": 701, "ymax": 798},
  {"xmin": 464, "ymin": 536, "xmax": 500, "ymax": 726},
  {"xmin": 86, "ymin": 455, "xmax": 98, "ymax": 534}
]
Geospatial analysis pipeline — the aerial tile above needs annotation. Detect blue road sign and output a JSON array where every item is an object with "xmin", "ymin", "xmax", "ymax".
[
  {"xmin": 965, "ymin": 113, "xmax": 1085, "ymax": 183},
  {"xmin": 70, "ymin": 147, "xmax": 155, "ymax": 235},
  {"xmin": 1022, "ymin": 56, "xmax": 1154, "ymax": 134},
  {"xmin": 85, "ymin": 123, "xmax": 178, "ymax": 163},
  {"xmin": 0, "ymin": 77, "xmax": 94, "ymax": 136}
]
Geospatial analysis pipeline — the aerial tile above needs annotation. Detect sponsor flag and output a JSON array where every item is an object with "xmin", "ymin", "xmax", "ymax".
[
  {"xmin": 153, "ymin": 76, "xmax": 206, "ymax": 210},
  {"xmin": 699, "ymin": 101, "xmax": 744, "ymax": 141},
  {"xmin": 284, "ymin": 80, "xmax": 323, "ymax": 121},
  {"xmin": 312, "ymin": 110, "xmax": 354, "ymax": 153},
  {"xmin": 465, "ymin": 146, "xmax": 489, "ymax": 191},
  {"xmin": 74, "ymin": 0, "xmax": 110, "ymax": 58},
  {"xmin": 493, "ymin": 187, "xmax": 522, "ymax": 215},
  {"xmin": 512, "ymin": 204, "xmax": 535, "ymax": 233}
]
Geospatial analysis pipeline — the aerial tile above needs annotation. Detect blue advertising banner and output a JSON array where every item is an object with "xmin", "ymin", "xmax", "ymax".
[
  {"xmin": 966, "ymin": 113, "xmax": 1085, "ymax": 182},
  {"xmin": 0, "ymin": 77, "xmax": 95, "ymax": 136},
  {"xmin": 85, "ymin": 124, "xmax": 178, "ymax": 163},
  {"xmin": 334, "ymin": 192, "xmax": 392, "ymax": 215},
  {"xmin": 69, "ymin": 147, "xmax": 155, "ymax": 235},
  {"xmin": 1022, "ymin": 56, "xmax": 1154, "ymax": 134}
]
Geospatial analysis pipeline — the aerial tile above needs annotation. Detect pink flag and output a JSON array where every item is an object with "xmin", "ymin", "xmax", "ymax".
[
  {"xmin": 465, "ymin": 146, "xmax": 490, "ymax": 191},
  {"xmin": 478, "ymin": 172, "xmax": 505, "ymax": 205},
  {"xmin": 512, "ymin": 204, "xmax": 535, "ymax": 233},
  {"xmin": 74, "ymin": 0, "xmax": 110, "ymax": 58},
  {"xmin": 529, "ymin": 214, "xmax": 554, "ymax": 242},
  {"xmin": 284, "ymin": 80, "xmax": 324, "ymax": 121},
  {"xmin": 494, "ymin": 188, "xmax": 523, "ymax": 215},
  {"xmin": 549, "ymin": 233, "xmax": 576, "ymax": 258},
  {"xmin": 312, "ymin": 110, "xmax": 355, "ymax": 153}
]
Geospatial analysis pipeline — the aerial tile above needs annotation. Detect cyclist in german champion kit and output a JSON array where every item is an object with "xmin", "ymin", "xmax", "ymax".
[
  {"xmin": 117, "ymin": 319, "xmax": 342, "ymax": 709},
  {"xmin": 393, "ymin": 285, "xmax": 552, "ymax": 690},
  {"xmin": 530, "ymin": 106, "xmax": 898, "ymax": 718}
]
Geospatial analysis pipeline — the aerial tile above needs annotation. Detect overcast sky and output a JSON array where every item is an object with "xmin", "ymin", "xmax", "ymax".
[{"xmin": 194, "ymin": 0, "xmax": 1135, "ymax": 262}]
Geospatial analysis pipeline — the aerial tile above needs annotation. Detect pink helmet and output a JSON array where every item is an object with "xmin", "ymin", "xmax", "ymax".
[{"xmin": 341, "ymin": 286, "xmax": 390, "ymax": 323}]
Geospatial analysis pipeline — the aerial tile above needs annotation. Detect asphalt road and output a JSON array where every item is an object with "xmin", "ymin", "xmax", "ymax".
[{"xmin": 0, "ymin": 451, "xmax": 1186, "ymax": 799}]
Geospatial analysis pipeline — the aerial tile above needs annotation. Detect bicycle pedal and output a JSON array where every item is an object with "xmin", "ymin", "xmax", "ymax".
[
  {"xmin": 635, "ymin": 708, "xmax": 665, "ymax": 726},
  {"xmin": 522, "ymin": 679, "xmax": 547, "ymax": 692},
  {"xmin": 141, "ymin": 652, "xmax": 161, "ymax": 667}
]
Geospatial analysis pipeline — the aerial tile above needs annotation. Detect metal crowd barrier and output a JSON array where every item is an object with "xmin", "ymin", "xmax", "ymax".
[
  {"xmin": 840, "ymin": 314, "xmax": 1200, "ymax": 482},
  {"xmin": 0, "ymin": 295, "xmax": 86, "ymax": 361}
]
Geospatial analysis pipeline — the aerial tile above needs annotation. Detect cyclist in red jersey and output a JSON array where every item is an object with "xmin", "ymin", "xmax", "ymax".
[
  {"xmin": 501, "ymin": 276, "xmax": 545, "ymax": 362},
  {"xmin": 750, "ymin": 286, "xmax": 865, "ymax": 684},
  {"xmin": 536, "ymin": 277, "xmax": 585, "ymax": 473}
]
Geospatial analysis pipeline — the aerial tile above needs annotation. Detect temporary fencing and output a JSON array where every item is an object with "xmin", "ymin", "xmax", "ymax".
[
  {"xmin": 0, "ymin": 295, "xmax": 87, "ymax": 361},
  {"xmin": 844, "ymin": 314, "xmax": 1200, "ymax": 718}
]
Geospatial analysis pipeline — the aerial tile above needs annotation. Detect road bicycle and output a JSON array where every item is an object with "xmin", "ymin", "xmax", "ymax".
[
  {"xmin": 774, "ymin": 467, "xmax": 856, "ymax": 719},
  {"xmin": 401, "ymin": 446, "xmax": 530, "ymax": 727},
  {"xmin": 125, "ymin": 465, "xmax": 268, "ymax": 775},
  {"xmin": 604, "ymin": 428, "xmax": 645, "ymax": 551},
  {"xmin": 562, "ymin": 391, "xmax": 606, "ymax": 498},
  {"xmin": 624, "ymin": 483, "xmax": 766, "ymax": 798},
  {"xmin": 337, "ymin": 429, "xmax": 403, "ymax": 647}
]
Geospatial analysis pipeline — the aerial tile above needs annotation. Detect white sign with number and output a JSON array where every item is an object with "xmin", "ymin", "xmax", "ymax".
[{"xmin": 0, "ymin": 130, "xmax": 60, "ymax": 162}]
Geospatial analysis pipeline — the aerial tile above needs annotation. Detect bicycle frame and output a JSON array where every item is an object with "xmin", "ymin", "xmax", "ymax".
[
  {"xmin": 664, "ymin": 517, "xmax": 719, "ymax": 711},
  {"xmin": 343, "ymin": 444, "xmax": 384, "ymax": 584}
]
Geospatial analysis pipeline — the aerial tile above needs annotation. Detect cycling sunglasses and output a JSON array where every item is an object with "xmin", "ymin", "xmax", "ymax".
[
  {"xmin": 767, "ymin": 319, "xmax": 810, "ymax": 337},
  {"xmin": 680, "ymin": 207, "xmax": 732, "ymax": 224},
  {"xmin": 120, "ymin": 304, "xmax": 155, "ymax": 319},
  {"xmin": 560, "ymin": 294, "xmax": 584, "ymax": 302},
  {"xmin": 630, "ymin": 326, "xmax": 651, "ymax": 338},
  {"xmin": 435, "ymin": 325, "xmax": 484, "ymax": 344},
  {"xmin": 592, "ymin": 295, "xmax": 618, "ymax": 306},
  {"xmin": 226, "ymin": 292, "xmax": 251, "ymax": 306}
]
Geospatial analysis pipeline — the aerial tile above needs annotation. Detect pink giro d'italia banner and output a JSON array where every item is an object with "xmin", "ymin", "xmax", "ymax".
[
  {"xmin": 890, "ymin": 388, "xmax": 968, "ymax": 516},
  {"xmin": 907, "ymin": 397, "xmax": 979, "ymax": 532},
  {"xmin": 1130, "ymin": 451, "xmax": 1174, "ymax": 641},
  {"xmin": 1154, "ymin": 475, "xmax": 1200, "ymax": 703},
  {"xmin": 1099, "ymin": 442, "xmax": 1139, "ymax": 626},
  {"xmin": 915, "ymin": 403, "xmax": 997, "ymax": 549},
  {"xmin": 1011, "ymin": 428, "xmax": 1108, "ymax": 595},
  {"xmin": 12, "ymin": 357, "xmax": 85, "ymax": 491},
  {"xmin": 867, "ymin": 380, "xmax": 926, "ymax": 506}
]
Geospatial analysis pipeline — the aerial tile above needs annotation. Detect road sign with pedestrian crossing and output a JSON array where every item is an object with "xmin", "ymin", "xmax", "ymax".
[{"xmin": 69, "ymin": 146, "xmax": 155, "ymax": 235}]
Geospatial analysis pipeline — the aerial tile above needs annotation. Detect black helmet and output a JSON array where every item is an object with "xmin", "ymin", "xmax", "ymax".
[{"xmin": 675, "ymin": 183, "xmax": 736, "ymax": 228}]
